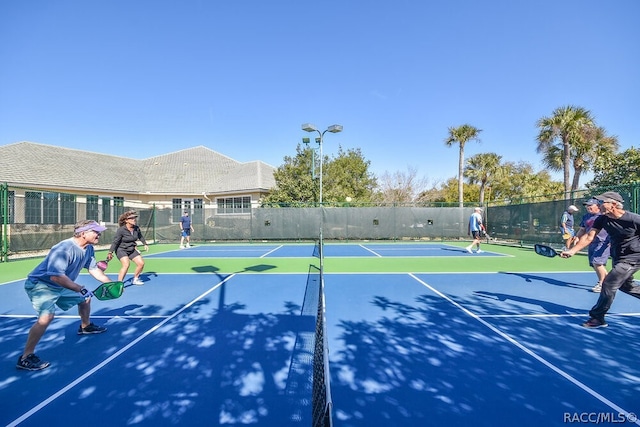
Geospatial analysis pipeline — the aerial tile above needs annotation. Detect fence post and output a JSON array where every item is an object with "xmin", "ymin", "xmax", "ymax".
[
  {"xmin": 1, "ymin": 183, "xmax": 8, "ymax": 262},
  {"xmin": 152, "ymin": 203, "xmax": 157, "ymax": 244}
]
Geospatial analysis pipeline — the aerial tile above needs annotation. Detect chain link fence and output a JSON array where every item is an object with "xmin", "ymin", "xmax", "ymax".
[{"xmin": 2, "ymin": 182, "xmax": 639, "ymax": 261}]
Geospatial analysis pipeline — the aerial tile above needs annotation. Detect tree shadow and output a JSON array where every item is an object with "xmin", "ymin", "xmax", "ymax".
[
  {"xmin": 328, "ymin": 291, "xmax": 640, "ymax": 427},
  {"xmin": 0, "ymin": 272, "xmax": 312, "ymax": 427}
]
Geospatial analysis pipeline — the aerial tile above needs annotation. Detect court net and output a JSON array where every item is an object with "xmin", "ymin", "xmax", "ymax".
[{"xmin": 310, "ymin": 234, "xmax": 332, "ymax": 427}]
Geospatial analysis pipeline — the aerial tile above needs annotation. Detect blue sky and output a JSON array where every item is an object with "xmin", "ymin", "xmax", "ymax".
[{"xmin": 1, "ymin": 1, "xmax": 638, "ymax": 187}]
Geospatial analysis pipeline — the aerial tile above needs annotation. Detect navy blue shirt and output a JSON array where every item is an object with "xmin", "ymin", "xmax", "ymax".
[{"xmin": 180, "ymin": 215, "xmax": 192, "ymax": 230}]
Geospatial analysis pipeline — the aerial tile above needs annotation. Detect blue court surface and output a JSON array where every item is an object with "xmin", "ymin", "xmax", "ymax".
[
  {"xmin": 145, "ymin": 242, "xmax": 507, "ymax": 258},
  {"xmin": 1, "ymin": 243, "xmax": 639, "ymax": 427}
]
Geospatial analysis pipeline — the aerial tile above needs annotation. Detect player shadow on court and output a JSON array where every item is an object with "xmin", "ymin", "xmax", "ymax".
[
  {"xmin": 473, "ymin": 290, "xmax": 580, "ymax": 314},
  {"xmin": 122, "ymin": 272, "xmax": 159, "ymax": 287},
  {"xmin": 499, "ymin": 271, "xmax": 591, "ymax": 290},
  {"xmin": 328, "ymin": 292, "xmax": 640, "ymax": 427},
  {"xmin": 191, "ymin": 263, "xmax": 276, "ymax": 274}
]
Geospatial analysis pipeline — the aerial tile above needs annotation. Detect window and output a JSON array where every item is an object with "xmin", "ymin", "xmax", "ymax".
[
  {"xmin": 60, "ymin": 193, "xmax": 76, "ymax": 224},
  {"xmin": 217, "ymin": 196, "xmax": 251, "ymax": 214},
  {"xmin": 101, "ymin": 197, "xmax": 111, "ymax": 223},
  {"xmin": 43, "ymin": 192, "xmax": 59, "ymax": 224},
  {"xmin": 114, "ymin": 197, "xmax": 125, "ymax": 220},
  {"xmin": 193, "ymin": 198, "xmax": 203, "ymax": 224},
  {"xmin": 172, "ymin": 198, "xmax": 182, "ymax": 222},
  {"xmin": 87, "ymin": 195, "xmax": 99, "ymax": 221},
  {"xmin": 1, "ymin": 191, "xmax": 15, "ymax": 223},
  {"xmin": 25, "ymin": 192, "xmax": 42, "ymax": 224}
]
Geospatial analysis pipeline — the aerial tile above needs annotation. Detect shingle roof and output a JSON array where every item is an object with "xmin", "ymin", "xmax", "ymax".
[{"xmin": 0, "ymin": 141, "xmax": 275, "ymax": 195}]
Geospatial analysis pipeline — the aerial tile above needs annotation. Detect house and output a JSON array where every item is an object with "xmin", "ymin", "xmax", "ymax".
[{"xmin": 0, "ymin": 141, "xmax": 276, "ymax": 225}]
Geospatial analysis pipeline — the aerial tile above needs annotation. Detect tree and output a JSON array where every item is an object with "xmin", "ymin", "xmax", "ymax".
[
  {"xmin": 570, "ymin": 125, "xmax": 619, "ymax": 190},
  {"xmin": 323, "ymin": 146, "xmax": 377, "ymax": 204},
  {"xmin": 535, "ymin": 105, "xmax": 595, "ymax": 197},
  {"xmin": 464, "ymin": 152, "xmax": 502, "ymax": 206},
  {"xmin": 373, "ymin": 166, "xmax": 429, "ymax": 204},
  {"xmin": 588, "ymin": 147, "xmax": 640, "ymax": 189},
  {"xmin": 261, "ymin": 144, "xmax": 317, "ymax": 206},
  {"xmin": 490, "ymin": 161, "xmax": 563, "ymax": 203},
  {"xmin": 444, "ymin": 124, "xmax": 482, "ymax": 207},
  {"xmin": 262, "ymin": 145, "xmax": 376, "ymax": 206}
]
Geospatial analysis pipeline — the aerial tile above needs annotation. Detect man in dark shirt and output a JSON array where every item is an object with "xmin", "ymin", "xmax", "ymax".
[
  {"xmin": 561, "ymin": 191, "xmax": 640, "ymax": 328},
  {"xmin": 180, "ymin": 211, "xmax": 194, "ymax": 249}
]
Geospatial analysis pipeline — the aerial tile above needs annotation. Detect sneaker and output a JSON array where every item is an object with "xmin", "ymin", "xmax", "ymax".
[
  {"xmin": 16, "ymin": 353, "xmax": 50, "ymax": 371},
  {"xmin": 592, "ymin": 283, "xmax": 602, "ymax": 293},
  {"xmin": 582, "ymin": 318, "xmax": 608, "ymax": 329},
  {"xmin": 476, "ymin": 249, "xmax": 483, "ymax": 254},
  {"xmin": 179, "ymin": 245, "xmax": 184, "ymax": 249},
  {"xmin": 78, "ymin": 323, "xmax": 107, "ymax": 335},
  {"xmin": 132, "ymin": 278, "xmax": 144, "ymax": 286},
  {"xmin": 186, "ymin": 244, "xmax": 191, "ymax": 248},
  {"xmin": 465, "ymin": 247, "xmax": 473, "ymax": 253}
]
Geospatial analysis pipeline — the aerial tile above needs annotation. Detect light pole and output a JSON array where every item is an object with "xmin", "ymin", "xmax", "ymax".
[
  {"xmin": 301, "ymin": 136, "xmax": 321, "ymax": 180},
  {"xmin": 301, "ymin": 123, "xmax": 343, "ymax": 205}
]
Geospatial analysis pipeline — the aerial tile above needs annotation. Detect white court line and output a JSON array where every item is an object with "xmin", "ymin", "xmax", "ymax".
[
  {"xmin": 359, "ymin": 244, "xmax": 382, "ymax": 257},
  {"xmin": 0, "ymin": 314, "xmax": 171, "ymax": 320},
  {"xmin": 260, "ymin": 245, "xmax": 284, "ymax": 258},
  {"xmin": 408, "ymin": 273, "xmax": 640, "ymax": 426},
  {"xmin": 479, "ymin": 312, "xmax": 640, "ymax": 319},
  {"xmin": 6, "ymin": 274, "xmax": 235, "ymax": 427}
]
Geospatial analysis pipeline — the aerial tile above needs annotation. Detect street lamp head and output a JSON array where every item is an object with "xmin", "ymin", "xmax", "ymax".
[
  {"xmin": 327, "ymin": 124, "xmax": 343, "ymax": 133},
  {"xmin": 302, "ymin": 137, "xmax": 310, "ymax": 145},
  {"xmin": 302, "ymin": 123, "xmax": 318, "ymax": 132}
]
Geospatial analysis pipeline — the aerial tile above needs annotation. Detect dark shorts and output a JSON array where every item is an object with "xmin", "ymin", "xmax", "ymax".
[
  {"xmin": 471, "ymin": 231, "xmax": 481, "ymax": 239},
  {"xmin": 116, "ymin": 249, "xmax": 141, "ymax": 260},
  {"xmin": 182, "ymin": 229, "xmax": 191, "ymax": 237}
]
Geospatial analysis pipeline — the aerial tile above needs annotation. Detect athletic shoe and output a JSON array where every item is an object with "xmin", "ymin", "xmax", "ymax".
[
  {"xmin": 582, "ymin": 318, "xmax": 608, "ymax": 329},
  {"xmin": 179, "ymin": 245, "xmax": 184, "ymax": 249},
  {"xmin": 16, "ymin": 353, "xmax": 50, "ymax": 371},
  {"xmin": 186, "ymin": 244, "xmax": 191, "ymax": 248},
  {"xmin": 476, "ymin": 249, "xmax": 483, "ymax": 254},
  {"xmin": 78, "ymin": 323, "xmax": 107, "ymax": 335},
  {"xmin": 592, "ymin": 283, "xmax": 602, "ymax": 293},
  {"xmin": 132, "ymin": 278, "xmax": 144, "ymax": 286},
  {"xmin": 466, "ymin": 247, "xmax": 473, "ymax": 253}
]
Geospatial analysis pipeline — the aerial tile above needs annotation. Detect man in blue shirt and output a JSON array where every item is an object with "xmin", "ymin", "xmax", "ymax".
[
  {"xmin": 573, "ymin": 198, "xmax": 610, "ymax": 293},
  {"xmin": 560, "ymin": 205, "xmax": 579, "ymax": 251},
  {"xmin": 180, "ymin": 210, "xmax": 194, "ymax": 249},
  {"xmin": 466, "ymin": 207, "xmax": 485, "ymax": 254},
  {"xmin": 17, "ymin": 220, "xmax": 112, "ymax": 371}
]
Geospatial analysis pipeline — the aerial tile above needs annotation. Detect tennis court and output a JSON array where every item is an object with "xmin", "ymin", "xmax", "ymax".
[{"xmin": 1, "ymin": 241, "xmax": 639, "ymax": 427}]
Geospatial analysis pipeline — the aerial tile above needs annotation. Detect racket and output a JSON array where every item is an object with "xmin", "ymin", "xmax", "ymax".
[
  {"xmin": 96, "ymin": 259, "xmax": 110, "ymax": 271},
  {"xmin": 81, "ymin": 281, "xmax": 125, "ymax": 301},
  {"xmin": 534, "ymin": 244, "xmax": 559, "ymax": 258}
]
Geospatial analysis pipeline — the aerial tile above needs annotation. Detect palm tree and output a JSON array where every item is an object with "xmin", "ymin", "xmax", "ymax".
[
  {"xmin": 465, "ymin": 152, "xmax": 502, "ymax": 205},
  {"xmin": 444, "ymin": 124, "xmax": 482, "ymax": 207},
  {"xmin": 535, "ymin": 105, "xmax": 595, "ymax": 198},
  {"xmin": 570, "ymin": 125, "xmax": 619, "ymax": 191}
]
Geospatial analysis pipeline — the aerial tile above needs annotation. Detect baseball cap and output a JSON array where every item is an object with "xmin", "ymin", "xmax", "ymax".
[
  {"xmin": 75, "ymin": 220, "xmax": 107, "ymax": 234},
  {"xmin": 583, "ymin": 198, "xmax": 598, "ymax": 206},
  {"xmin": 567, "ymin": 205, "xmax": 579, "ymax": 212},
  {"xmin": 595, "ymin": 191, "xmax": 624, "ymax": 204}
]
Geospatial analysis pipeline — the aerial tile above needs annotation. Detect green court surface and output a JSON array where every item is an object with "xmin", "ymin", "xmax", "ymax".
[{"xmin": 0, "ymin": 242, "xmax": 593, "ymax": 282}]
